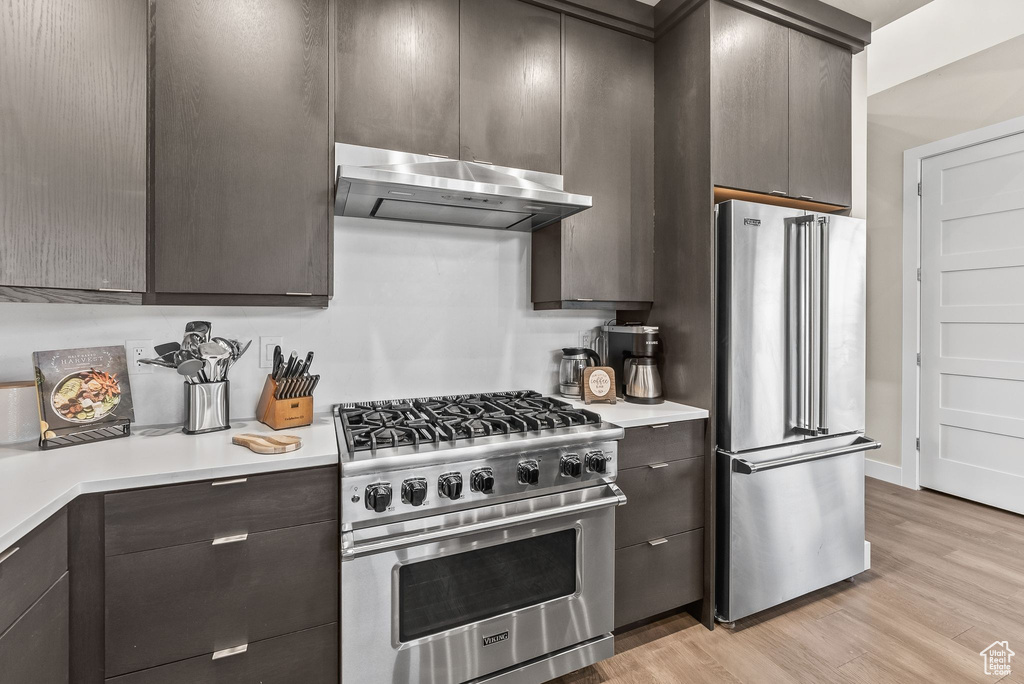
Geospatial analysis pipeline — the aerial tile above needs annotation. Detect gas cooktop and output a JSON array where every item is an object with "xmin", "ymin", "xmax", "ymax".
[{"xmin": 336, "ymin": 390, "xmax": 602, "ymax": 453}]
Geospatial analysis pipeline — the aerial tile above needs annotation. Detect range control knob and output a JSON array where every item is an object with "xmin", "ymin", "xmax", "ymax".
[
  {"xmin": 560, "ymin": 454, "xmax": 583, "ymax": 478},
  {"xmin": 517, "ymin": 460, "xmax": 541, "ymax": 485},
  {"xmin": 401, "ymin": 478, "xmax": 428, "ymax": 506},
  {"xmin": 438, "ymin": 473, "xmax": 464, "ymax": 500},
  {"xmin": 470, "ymin": 468, "xmax": 495, "ymax": 494},
  {"xmin": 585, "ymin": 451, "xmax": 609, "ymax": 474},
  {"xmin": 364, "ymin": 482, "xmax": 392, "ymax": 513}
]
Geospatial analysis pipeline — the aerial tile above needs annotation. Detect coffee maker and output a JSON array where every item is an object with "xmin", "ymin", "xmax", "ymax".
[{"xmin": 601, "ymin": 325, "xmax": 664, "ymax": 404}]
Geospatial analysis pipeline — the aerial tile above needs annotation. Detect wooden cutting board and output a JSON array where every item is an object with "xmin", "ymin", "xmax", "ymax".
[{"xmin": 232, "ymin": 433, "xmax": 302, "ymax": 454}]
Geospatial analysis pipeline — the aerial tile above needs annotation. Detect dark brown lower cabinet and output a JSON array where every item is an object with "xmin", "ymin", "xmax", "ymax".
[
  {"xmin": 106, "ymin": 623, "xmax": 338, "ymax": 684},
  {"xmin": 615, "ymin": 530, "xmax": 703, "ymax": 629},
  {"xmin": 613, "ymin": 421, "xmax": 707, "ymax": 629},
  {"xmin": 105, "ymin": 520, "xmax": 338, "ymax": 677},
  {"xmin": 0, "ymin": 573, "xmax": 70, "ymax": 684}
]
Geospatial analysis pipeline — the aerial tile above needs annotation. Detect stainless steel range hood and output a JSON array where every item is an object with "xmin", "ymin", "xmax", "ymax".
[{"xmin": 334, "ymin": 143, "xmax": 592, "ymax": 231}]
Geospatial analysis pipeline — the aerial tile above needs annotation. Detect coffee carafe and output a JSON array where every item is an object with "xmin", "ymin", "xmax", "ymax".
[{"xmin": 559, "ymin": 347, "xmax": 601, "ymax": 399}]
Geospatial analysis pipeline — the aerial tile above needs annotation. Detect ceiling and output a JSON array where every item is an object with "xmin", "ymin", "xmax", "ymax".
[{"xmin": 633, "ymin": 0, "xmax": 935, "ymax": 30}]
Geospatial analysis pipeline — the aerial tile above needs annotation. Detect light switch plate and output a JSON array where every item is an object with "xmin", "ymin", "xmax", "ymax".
[
  {"xmin": 260, "ymin": 336, "xmax": 283, "ymax": 369},
  {"xmin": 125, "ymin": 339, "xmax": 154, "ymax": 375}
]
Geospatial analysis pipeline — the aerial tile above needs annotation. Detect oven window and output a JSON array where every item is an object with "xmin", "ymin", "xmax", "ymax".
[{"xmin": 398, "ymin": 528, "xmax": 578, "ymax": 642}]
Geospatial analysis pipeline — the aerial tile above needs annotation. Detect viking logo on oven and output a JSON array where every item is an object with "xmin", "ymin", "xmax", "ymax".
[
  {"xmin": 482, "ymin": 631, "xmax": 509, "ymax": 647},
  {"xmin": 743, "ymin": 218, "xmax": 761, "ymax": 226}
]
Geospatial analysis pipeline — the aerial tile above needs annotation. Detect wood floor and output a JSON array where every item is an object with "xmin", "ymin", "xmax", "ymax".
[{"xmin": 552, "ymin": 478, "xmax": 1024, "ymax": 683}]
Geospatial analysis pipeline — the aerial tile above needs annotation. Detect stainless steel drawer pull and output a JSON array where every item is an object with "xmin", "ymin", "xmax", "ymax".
[
  {"xmin": 576, "ymin": 298, "xmax": 594, "ymax": 302},
  {"xmin": 799, "ymin": 195, "xmax": 814, "ymax": 201},
  {"xmin": 98, "ymin": 287, "xmax": 133, "ymax": 293},
  {"xmin": 212, "ymin": 533, "xmax": 248, "ymax": 545},
  {"xmin": 648, "ymin": 538, "xmax": 669, "ymax": 546},
  {"xmin": 649, "ymin": 424, "xmax": 670, "ymax": 429},
  {"xmin": 212, "ymin": 644, "xmax": 248, "ymax": 660},
  {"xmin": 427, "ymin": 153, "xmax": 450, "ymax": 159},
  {"xmin": 285, "ymin": 292, "xmax": 313, "ymax": 296},
  {"xmin": 0, "ymin": 546, "xmax": 19, "ymax": 565},
  {"xmin": 211, "ymin": 477, "xmax": 247, "ymax": 487},
  {"xmin": 769, "ymin": 190, "xmax": 788, "ymax": 196},
  {"xmin": 473, "ymin": 159, "xmax": 494, "ymax": 165},
  {"xmin": 648, "ymin": 463, "xmax": 669, "ymax": 469}
]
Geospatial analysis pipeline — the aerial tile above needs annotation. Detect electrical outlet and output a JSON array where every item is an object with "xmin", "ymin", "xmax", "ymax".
[
  {"xmin": 579, "ymin": 330, "xmax": 592, "ymax": 350},
  {"xmin": 125, "ymin": 339, "xmax": 154, "ymax": 375},
  {"xmin": 260, "ymin": 336, "xmax": 283, "ymax": 369}
]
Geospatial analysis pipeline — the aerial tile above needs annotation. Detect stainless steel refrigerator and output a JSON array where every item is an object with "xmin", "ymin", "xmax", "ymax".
[{"xmin": 715, "ymin": 199, "xmax": 880, "ymax": 624}]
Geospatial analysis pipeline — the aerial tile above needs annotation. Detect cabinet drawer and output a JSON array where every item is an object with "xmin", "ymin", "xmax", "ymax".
[
  {"xmin": 105, "ymin": 466, "xmax": 337, "ymax": 555},
  {"xmin": 618, "ymin": 420, "xmax": 704, "ymax": 469},
  {"xmin": 615, "ymin": 457, "xmax": 703, "ymax": 549},
  {"xmin": 106, "ymin": 623, "xmax": 338, "ymax": 684},
  {"xmin": 105, "ymin": 520, "xmax": 338, "ymax": 677},
  {"xmin": 0, "ymin": 508, "xmax": 67, "ymax": 635},
  {"xmin": 615, "ymin": 529, "xmax": 702, "ymax": 629},
  {"xmin": 0, "ymin": 573, "xmax": 69, "ymax": 684}
]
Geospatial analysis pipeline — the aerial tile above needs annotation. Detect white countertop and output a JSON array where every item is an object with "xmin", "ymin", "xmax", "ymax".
[
  {"xmin": 0, "ymin": 397, "xmax": 708, "ymax": 554},
  {"xmin": 560, "ymin": 397, "xmax": 708, "ymax": 428},
  {"xmin": 0, "ymin": 415, "xmax": 340, "ymax": 554}
]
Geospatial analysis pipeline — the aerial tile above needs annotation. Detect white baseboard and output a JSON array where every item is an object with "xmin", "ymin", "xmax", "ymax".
[{"xmin": 865, "ymin": 458, "xmax": 902, "ymax": 485}]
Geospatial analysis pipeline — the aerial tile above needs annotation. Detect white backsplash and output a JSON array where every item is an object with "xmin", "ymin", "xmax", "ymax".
[{"xmin": 0, "ymin": 217, "xmax": 604, "ymax": 427}]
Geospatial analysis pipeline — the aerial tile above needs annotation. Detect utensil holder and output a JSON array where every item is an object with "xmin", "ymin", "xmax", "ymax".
[
  {"xmin": 184, "ymin": 381, "xmax": 230, "ymax": 434},
  {"xmin": 256, "ymin": 376, "xmax": 314, "ymax": 430}
]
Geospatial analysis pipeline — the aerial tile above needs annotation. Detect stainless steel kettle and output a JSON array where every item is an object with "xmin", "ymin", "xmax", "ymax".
[{"xmin": 559, "ymin": 347, "xmax": 602, "ymax": 399}]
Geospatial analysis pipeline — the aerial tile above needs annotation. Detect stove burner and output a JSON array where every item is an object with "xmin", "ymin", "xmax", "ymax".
[{"xmin": 338, "ymin": 391, "xmax": 601, "ymax": 452}]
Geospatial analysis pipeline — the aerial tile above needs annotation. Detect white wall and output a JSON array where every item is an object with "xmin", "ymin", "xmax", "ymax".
[
  {"xmin": 867, "ymin": 0, "xmax": 1024, "ymax": 95},
  {"xmin": 0, "ymin": 217, "xmax": 604, "ymax": 427}
]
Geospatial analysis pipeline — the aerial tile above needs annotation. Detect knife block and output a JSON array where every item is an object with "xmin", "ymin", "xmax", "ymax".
[{"xmin": 256, "ymin": 376, "xmax": 313, "ymax": 430}]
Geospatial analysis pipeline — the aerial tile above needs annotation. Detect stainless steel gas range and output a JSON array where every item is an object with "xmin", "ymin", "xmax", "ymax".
[{"xmin": 334, "ymin": 390, "xmax": 626, "ymax": 684}]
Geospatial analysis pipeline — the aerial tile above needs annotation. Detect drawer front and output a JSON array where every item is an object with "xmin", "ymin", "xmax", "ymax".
[
  {"xmin": 614, "ymin": 529, "xmax": 702, "ymax": 629},
  {"xmin": 615, "ymin": 457, "xmax": 703, "ymax": 549},
  {"xmin": 105, "ymin": 466, "xmax": 338, "ymax": 555},
  {"xmin": 105, "ymin": 520, "xmax": 338, "ymax": 676},
  {"xmin": 0, "ymin": 508, "xmax": 67, "ymax": 635},
  {"xmin": 0, "ymin": 573, "xmax": 69, "ymax": 684},
  {"xmin": 106, "ymin": 623, "xmax": 338, "ymax": 684},
  {"xmin": 618, "ymin": 420, "xmax": 704, "ymax": 470}
]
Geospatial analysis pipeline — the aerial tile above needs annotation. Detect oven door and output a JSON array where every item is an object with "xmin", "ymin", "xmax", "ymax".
[{"xmin": 341, "ymin": 484, "xmax": 625, "ymax": 684}]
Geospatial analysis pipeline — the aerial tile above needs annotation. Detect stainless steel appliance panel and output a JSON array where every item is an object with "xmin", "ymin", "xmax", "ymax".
[
  {"xmin": 717, "ymin": 200, "xmax": 807, "ymax": 452},
  {"xmin": 341, "ymin": 486, "xmax": 619, "ymax": 684},
  {"xmin": 717, "ymin": 435, "xmax": 873, "ymax": 622},
  {"xmin": 819, "ymin": 214, "xmax": 867, "ymax": 437}
]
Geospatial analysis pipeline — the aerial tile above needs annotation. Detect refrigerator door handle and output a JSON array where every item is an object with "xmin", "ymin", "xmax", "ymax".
[
  {"xmin": 730, "ymin": 436, "xmax": 881, "ymax": 474},
  {"xmin": 790, "ymin": 216, "xmax": 817, "ymax": 436},
  {"xmin": 817, "ymin": 216, "xmax": 830, "ymax": 434}
]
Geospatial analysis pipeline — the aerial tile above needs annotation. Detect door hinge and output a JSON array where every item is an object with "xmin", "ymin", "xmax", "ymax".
[
  {"xmin": 917, "ymin": 182, "xmax": 922, "ymax": 196},
  {"xmin": 916, "ymin": 353, "xmax": 921, "ymax": 366},
  {"xmin": 917, "ymin": 267, "xmax": 922, "ymax": 282},
  {"xmin": 916, "ymin": 437, "xmax": 921, "ymax": 450}
]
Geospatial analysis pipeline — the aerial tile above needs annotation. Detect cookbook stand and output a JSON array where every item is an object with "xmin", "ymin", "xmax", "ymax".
[{"xmin": 39, "ymin": 418, "xmax": 132, "ymax": 451}]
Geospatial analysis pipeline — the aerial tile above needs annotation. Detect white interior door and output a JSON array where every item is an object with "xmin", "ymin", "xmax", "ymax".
[{"xmin": 920, "ymin": 131, "xmax": 1024, "ymax": 514}]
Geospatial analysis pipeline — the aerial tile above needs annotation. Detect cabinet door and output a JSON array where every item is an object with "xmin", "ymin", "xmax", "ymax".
[
  {"xmin": 560, "ymin": 18, "xmax": 654, "ymax": 302},
  {"xmin": 788, "ymin": 30, "xmax": 852, "ymax": 206},
  {"xmin": 710, "ymin": 2, "xmax": 789, "ymax": 195},
  {"xmin": 0, "ymin": 574, "xmax": 69, "ymax": 684},
  {"xmin": 153, "ymin": 0, "xmax": 331, "ymax": 296},
  {"xmin": 0, "ymin": 0, "xmax": 146, "ymax": 293},
  {"xmin": 459, "ymin": 0, "xmax": 561, "ymax": 173},
  {"xmin": 336, "ymin": 0, "xmax": 459, "ymax": 158}
]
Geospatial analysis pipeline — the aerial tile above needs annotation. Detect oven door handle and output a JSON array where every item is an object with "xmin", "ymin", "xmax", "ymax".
[{"xmin": 342, "ymin": 484, "xmax": 627, "ymax": 559}]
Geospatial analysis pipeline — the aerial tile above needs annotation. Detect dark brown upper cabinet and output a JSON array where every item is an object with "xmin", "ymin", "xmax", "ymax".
[
  {"xmin": 336, "ymin": 0, "xmax": 460, "ymax": 159},
  {"xmin": 532, "ymin": 18, "xmax": 654, "ymax": 308},
  {"xmin": 459, "ymin": 0, "xmax": 561, "ymax": 174},
  {"xmin": 709, "ymin": 1, "xmax": 853, "ymax": 207},
  {"xmin": 788, "ymin": 30, "xmax": 852, "ymax": 206},
  {"xmin": 0, "ymin": 0, "xmax": 146, "ymax": 302},
  {"xmin": 151, "ymin": 0, "xmax": 331, "ymax": 304},
  {"xmin": 710, "ymin": 2, "xmax": 790, "ymax": 198}
]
